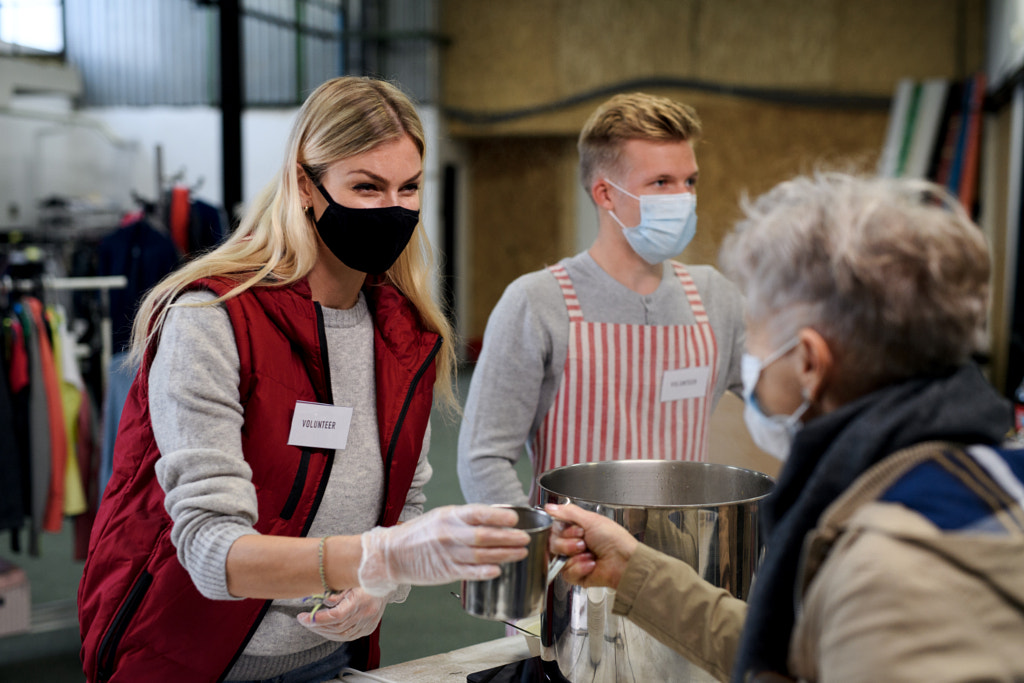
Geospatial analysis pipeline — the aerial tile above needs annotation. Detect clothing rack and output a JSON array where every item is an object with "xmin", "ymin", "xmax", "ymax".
[
  {"xmin": 48, "ymin": 276, "xmax": 127, "ymax": 397},
  {"xmin": 7, "ymin": 275, "xmax": 128, "ymax": 396}
]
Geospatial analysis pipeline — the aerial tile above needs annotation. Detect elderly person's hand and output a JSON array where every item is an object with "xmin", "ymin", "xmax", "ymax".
[
  {"xmin": 296, "ymin": 587, "xmax": 387, "ymax": 642},
  {"xmin": 548, "ymin": 510, "xmax": 587, "ymax": 559},
  {"xmin": 545, "ymin": 503, "xmax": 638, "ymax": 590},
  {"xmin": 357, "ymin": 504, "xmax": 530, "ymax": 597}
]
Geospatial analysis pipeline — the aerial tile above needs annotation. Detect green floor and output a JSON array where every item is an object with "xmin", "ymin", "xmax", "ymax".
[{"xmin": 0, "ymin": 366, "xmax": 531, "ymax": 681}]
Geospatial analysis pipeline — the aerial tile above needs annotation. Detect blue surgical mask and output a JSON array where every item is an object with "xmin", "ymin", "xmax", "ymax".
[
  {"xmin": 741, "ymin": 337, "xmax": 810, "ymax": 461},
  {"xmin": 605, "ymin": 179, "xmax": 697, "ymax": 265}
]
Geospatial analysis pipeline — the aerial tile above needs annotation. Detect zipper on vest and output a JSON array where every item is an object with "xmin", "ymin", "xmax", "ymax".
[
  {"xmin": 377, "ymin": 335, "xmax": 443, "ymax": 526},
  {"xmin": 304, "ymin": 302, "xmax": 335, "ymax": 535},
  {"xmin": 279, "ymin": 449, "xmax": 312, "ymax": 520},
  {"xmin": 96, "ymin": 569, "xmax": 153, "ymax": 681}
]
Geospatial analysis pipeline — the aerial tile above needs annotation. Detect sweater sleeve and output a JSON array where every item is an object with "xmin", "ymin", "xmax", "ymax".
[
  {"xmin": 389, "ymin": 420, "xmax": 433, "ymax": 604},
  {"xmin": 457, "ymin": 273, "xmax": 564, "ymax": 505},
  {"xmin": 613, "ymin": 543, "xmax": 747, "ymax": 683},
  {"xmin": 689, "ymin": 265, "xmax": 746, "ymax": 400},
  {"xmin": 150, "ymin": 291, "xmax": 259, "ymax": 601},
  {"xmin": 399, "ymin": 420, "xmax": 432, "ymax": 524}
]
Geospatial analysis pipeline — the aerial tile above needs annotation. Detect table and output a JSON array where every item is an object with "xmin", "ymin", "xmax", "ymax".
[{"xmin": 337, "ymin": 636, "xmax": 533, "ymax": 682}]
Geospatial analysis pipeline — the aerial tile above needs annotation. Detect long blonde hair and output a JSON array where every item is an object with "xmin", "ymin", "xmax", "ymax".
[{"xmin": 130, "ymin": 76, "xmax": 458, "ymax": 409}]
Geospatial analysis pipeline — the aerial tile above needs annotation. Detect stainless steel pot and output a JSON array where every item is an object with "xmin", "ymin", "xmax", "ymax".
[{"xmin": 538, "ymin": 460, "xmax": 775, "ymax": 682}]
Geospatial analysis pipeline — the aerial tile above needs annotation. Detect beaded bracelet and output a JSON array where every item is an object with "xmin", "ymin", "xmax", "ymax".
[{"xmin": 304, "ymin": 536, "xmax": 338, "ymax": 619}]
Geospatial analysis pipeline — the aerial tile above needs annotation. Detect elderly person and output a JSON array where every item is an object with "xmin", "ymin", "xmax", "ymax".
[{"xmin": 548, "ymin": 172, "xmax": 1024, "ymax": 683}]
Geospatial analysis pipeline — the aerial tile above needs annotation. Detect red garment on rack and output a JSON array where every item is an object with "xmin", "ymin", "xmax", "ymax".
[
  {"xmin": 25, "ymin": 297, "xmax": 67, "ymax": 533},
  {"xmin": 7, "ymin": 317, "xmax": 29, "ymax": 393},
  {"xmin": 74, "ymin": 396, "xmax": 98, "ymax": 561},
  {"xmin": 169, "ymin": 185, "xmax": 191, "ymax": 254}
]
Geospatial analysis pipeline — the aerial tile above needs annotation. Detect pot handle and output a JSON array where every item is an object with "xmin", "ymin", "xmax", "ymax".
[
  {"xmin": 547, "ymin": 555, "xmax": 569, "ymax": 584},
  {"xmin": 532, "ymin": 504, "xmax": 570, "ymax": 584}
]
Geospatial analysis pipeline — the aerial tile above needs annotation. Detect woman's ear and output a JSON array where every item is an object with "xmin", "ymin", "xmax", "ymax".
[
  {"xmin": 296, "ymin": 163, "xmax": 314, "ymax": 209},
  {"xmin": 795, "ymin": 328, "xmax": 833, "ymax": 404}
]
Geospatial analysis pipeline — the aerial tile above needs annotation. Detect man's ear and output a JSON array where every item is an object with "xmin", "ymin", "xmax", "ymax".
[
  {"xmin": 592, "ymin": 178, "xmax": 614, "ymax": 211},
  {"xmin": 795, "ymin": 327, "xmax": 833, "ymax": 403}
]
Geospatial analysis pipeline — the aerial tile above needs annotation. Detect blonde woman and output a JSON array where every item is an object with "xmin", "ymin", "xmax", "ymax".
[{"xmin": 78, "ymin": 77, "xmax": 531, "ymax": 683}]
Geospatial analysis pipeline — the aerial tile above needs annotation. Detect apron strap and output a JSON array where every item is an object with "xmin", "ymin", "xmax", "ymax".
[
  {"xmin": 670, "ymin": 261, "xmax": 709, "ymax": 325},
  {"xmin": 547, "ymin": 264, "xmax": 584, "ymax": 322}
]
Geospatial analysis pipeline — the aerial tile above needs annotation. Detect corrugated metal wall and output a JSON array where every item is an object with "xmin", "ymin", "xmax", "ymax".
[
  {"xmin": 66, "ymin": 0, "xmax": 215, "ymax": 105},
  {"xmin": 65, "ymin": 0, "xmax": 437, "ymax": 107}
]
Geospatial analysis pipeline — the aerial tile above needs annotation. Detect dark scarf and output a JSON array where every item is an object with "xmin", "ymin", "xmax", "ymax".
[{"xmin": 732, "ymin": 363, "xmax": 1012, "ymax": 682}]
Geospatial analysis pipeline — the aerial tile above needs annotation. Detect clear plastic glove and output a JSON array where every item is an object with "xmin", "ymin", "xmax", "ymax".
[
  {"xmin": 296, "ymin": 587, "xmax": 387, "ymax": 642},
  {"xmin": 358, "ymin": 504, "xmax": 530, "ymax": 597}
]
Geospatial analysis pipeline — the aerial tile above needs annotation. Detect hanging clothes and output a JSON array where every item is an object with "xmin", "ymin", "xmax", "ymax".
[
  {"xmin": 51, "ymin": 305, "xmax": 88, "ymax": 517},
  {"xmin": 0, "ymin": 314, "xmax": 24, "ymax": 537},
  {"xmin": 168, "ymin": 185, "xmax": 191, "ymax": 255},
  {"xmin": 97, "ymin": 217, "xmax": 181, "ymax": 353},
  {"xmin": 96, "ymin": 218, "xmax": 180, "ymax": 500},
  {"xmin": 13, "ymin": 301, "xmax": 49, "ymax": 555},
  {"xmin": 188, "ymin": 197, "xmax": 229, "ymax": 254},
  {"xmin": 74, "ymin": 390, "xmax": 100, "ymax": 561},
  {"xmin": 24, "ymin": 297, "xmax": 68, "ymax": 534},
  {"xmin": 4, "ymin": 313, "xmax": 31, "ymax": 553},
  {"xmin": 98, "ymin": 351, "xmax": 136, "ymax": 501}
]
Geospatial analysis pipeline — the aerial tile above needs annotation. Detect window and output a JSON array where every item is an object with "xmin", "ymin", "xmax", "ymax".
[{"xmin": 0, "ymin": 0, "xmax": 64, "ymax": 54}]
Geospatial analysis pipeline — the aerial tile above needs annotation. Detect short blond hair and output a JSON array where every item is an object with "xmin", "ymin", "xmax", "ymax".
[
  {"xmin": 578, "ymin": 92, "xmax": 702, "ymax": 192},
  {"xmin": 720, "ymin": 172, "xmax": 990, "ymax": 394}
]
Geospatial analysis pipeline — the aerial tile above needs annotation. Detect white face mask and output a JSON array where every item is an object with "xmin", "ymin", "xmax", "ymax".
[
  {"xmin": 741, "ymin": 337, "xmax": 810, "ymax": 461},
  {"xmin": 605, "ymin": 178, "xmax": 697, "ymax": 265}
]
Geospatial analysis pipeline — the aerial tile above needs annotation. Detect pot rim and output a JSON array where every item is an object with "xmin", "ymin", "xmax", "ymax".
[{"xmin": 538, "ymin": 460, "xmax": 776, "ymax": 509}]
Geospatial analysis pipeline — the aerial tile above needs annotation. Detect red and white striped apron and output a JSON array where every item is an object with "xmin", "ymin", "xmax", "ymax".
[{"xmin": 532, "ymin": 261, "xmax": 719, "ymax": 476}]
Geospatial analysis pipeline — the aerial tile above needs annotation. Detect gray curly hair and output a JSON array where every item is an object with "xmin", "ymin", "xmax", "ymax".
[{"xmin": 720, "ymin": 172, "xmax": 990, "ymax": 395}]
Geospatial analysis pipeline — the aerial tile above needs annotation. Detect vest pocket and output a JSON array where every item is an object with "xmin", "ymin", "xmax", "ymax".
[
  {"xmin": 280, "ymin": 449, "xmax": 311, "ymax": 520},
  {"xmin": 97, "ymin": 569, "xmax": 153, "ymax": 681}
]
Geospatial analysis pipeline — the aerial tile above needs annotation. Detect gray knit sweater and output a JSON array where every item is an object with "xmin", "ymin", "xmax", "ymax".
[
  {"xmin": 150, "ymin": 290, "xmax": 431, "ymax": 680},
  {"xmin": 457, "ymin": 251, "xmax": 744, "ymax": 505}
]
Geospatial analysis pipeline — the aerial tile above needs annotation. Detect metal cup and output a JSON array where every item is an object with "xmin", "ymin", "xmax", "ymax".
[{"xmin": 460, "ymin": 505, "xmax": 566, "ymax": 622}]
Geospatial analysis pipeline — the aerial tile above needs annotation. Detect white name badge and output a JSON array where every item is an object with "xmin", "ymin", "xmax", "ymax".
[
  {"xmin": 287, "ymin": 401, "xmax": 353, "ymax": 450},
  {"xmin": 660, "ymin": 366, "xmax": 712, "ymax": 403}
]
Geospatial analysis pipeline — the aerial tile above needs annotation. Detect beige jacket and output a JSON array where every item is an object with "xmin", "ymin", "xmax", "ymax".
[{"xmin": 612, "ymin": 444, "xmax": 1024, "ymax": 683}]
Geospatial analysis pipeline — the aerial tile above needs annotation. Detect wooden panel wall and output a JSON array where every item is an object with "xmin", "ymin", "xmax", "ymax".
[
  {"xmin": 466, "ymin": 137, "xmax": 578, "ymax": 324},
  {"xmin": 440, "ymin": 0, "xmax": 987, "ymax": 340}
]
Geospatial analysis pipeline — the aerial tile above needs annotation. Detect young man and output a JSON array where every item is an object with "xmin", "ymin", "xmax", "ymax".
[{"xmin": 458, "ymin": 92, "xmax": 745, "ymax": 505}]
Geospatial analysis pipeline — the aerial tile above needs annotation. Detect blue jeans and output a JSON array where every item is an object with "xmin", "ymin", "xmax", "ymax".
[{"xmin": 230, "ymin": 645, "xmax": 351, "ymax": 683}]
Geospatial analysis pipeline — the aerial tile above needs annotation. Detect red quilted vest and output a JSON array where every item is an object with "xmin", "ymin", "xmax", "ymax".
[{"xmin": 78, "ymin": 276, "xmax": 440, "ymax": 682}]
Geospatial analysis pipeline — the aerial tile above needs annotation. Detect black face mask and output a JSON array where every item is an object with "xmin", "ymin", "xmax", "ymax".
[{"xmin": 312, "ymin": 182, "xmax": 419, "ymax": 275}]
